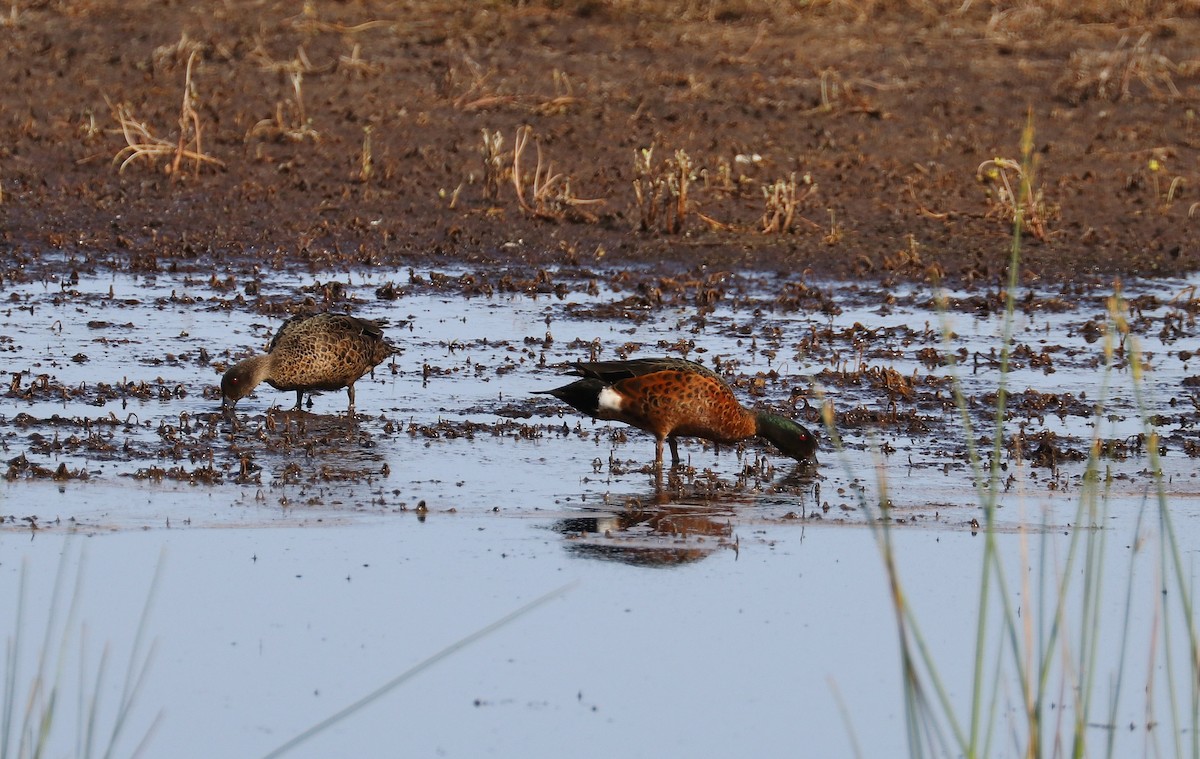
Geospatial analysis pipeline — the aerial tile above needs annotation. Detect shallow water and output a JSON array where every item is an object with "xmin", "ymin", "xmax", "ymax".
[{"xmin": 3, "ymin": 263, "xmax": 1199, "ymax": 756}]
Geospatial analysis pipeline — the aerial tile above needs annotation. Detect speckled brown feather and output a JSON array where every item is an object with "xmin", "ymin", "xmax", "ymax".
[
  {"xmin": 599, "ymin": 370, "xmax": 757, "ymax": 444},
  {"xmin": 540, "ymin": 358, "xmax": 817, "ymax": 467},
  {"xmin": 221, "ymin": 313, "xmax": 398, "ymax": 412}
]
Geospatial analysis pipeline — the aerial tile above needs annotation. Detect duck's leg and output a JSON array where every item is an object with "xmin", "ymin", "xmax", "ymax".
[
  {"xmin": 347, "ymin": 383, "xmax": 356, "ymax": 413},
  {"xmin": 654, "ymin": 436, "xmax": 665, "ymax": 470},
  {"xmin": 668, "ymin": 437, "xmax": 681, "ymax": 467},
  {"xmin": 293, "ymin": 390, "xmax": 304, "ymax": 410}
]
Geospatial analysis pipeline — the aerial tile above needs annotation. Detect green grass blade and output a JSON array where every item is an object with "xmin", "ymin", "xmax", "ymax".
[
  {"xmin": 261, "ymin": 581, "xmax": 578, "ymax": 759},
  {"xmin": 99, "ymin": 547, "xmax": 166, "ymax": 759},
  {"xmin": 1, "ymin": 558, "xmax": 29, "ymax": 759}
]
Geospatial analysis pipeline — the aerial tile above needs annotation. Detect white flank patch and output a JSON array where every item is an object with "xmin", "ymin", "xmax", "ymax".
[{"xmin": 597, "ymin": 386, "xmax": 623, "ymax": 413}]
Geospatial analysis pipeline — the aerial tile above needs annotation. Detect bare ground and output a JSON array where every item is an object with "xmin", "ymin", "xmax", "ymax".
[{"xmin": 3, "ymin": 1, "xmax": 1200, "ymax": 286}]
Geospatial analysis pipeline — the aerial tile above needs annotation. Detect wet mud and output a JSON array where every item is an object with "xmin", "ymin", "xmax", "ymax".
[{"xmin": 4, "ymin": 262, "xmax": 1199, "ymax": 562}]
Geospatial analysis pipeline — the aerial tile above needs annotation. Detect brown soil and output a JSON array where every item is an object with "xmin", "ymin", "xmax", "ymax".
[{"xmin": 4, "ymin": 1, "xmax": 1200, "ymax": 285}]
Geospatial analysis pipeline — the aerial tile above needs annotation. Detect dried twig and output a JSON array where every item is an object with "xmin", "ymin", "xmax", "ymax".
[
  {"xmin": 339, "ymin": 43, "xmax": 382, "ymax": 77},
  {"xmin": 110, "ymin": 51, "xmax": 224, "ymax": 176},
  {"xmin": 976, "ymin": 157, "xmax": 1054, "ymax": 241},
  {"xmin": 510, "ymin": 125, "xmax": 604, "ymax": 222}
]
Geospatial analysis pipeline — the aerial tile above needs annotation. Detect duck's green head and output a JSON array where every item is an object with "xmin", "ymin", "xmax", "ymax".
[{"xmin": 756, "ymin": 413, "xmax": 818, "ymax": 461}]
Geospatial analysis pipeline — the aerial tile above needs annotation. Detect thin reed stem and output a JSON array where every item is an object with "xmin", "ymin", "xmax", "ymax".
[{"xmin": 263, "ymin": 582, "xmax": 577, "ymax": 759}]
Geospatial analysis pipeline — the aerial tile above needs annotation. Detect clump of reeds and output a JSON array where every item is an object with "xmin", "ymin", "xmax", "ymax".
[
  {"xmin": 632, "ymin": 147, "xmax": 702, "ymax": 234},
  {"xmin": 3, "ymin": 543, "xmax": 161, "ymax": 758},
  {"xmin": 826, "ymin": 111, "xmax": 1200, "ymax": 758},
  {"xmin": 480, "ymin": 128, "xmax": 506, "ymax": 204},
  {"xmin": 808, "ymin": 68, "xmax": 881, "ymax": 116},
  {"xmin": 1144, "ymin": 155, "xmax": 1188, "ymax": 213},
  {"xmin": 358, "ymin": 125, "xmax": 373, "ymax": 183},
  {"xmin": 246, "ymin": 70, "xmax": 321, "ymax": 143},
  {"xmin": 1055, "ymin": 32, "xmax": 1184, "ymax": 104},
  {"xmin": 760, "ymin": 172, "xmax": 817, "ymax": 234}
]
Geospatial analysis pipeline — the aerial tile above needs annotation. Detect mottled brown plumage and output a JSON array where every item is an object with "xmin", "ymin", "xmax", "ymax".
[
  {"xmin": 538, "ymin": 358, "xmax": 817, "ymax": 468},
  {"xmin": 221, "ymin": 313, "xmax": 399, "ymax": 412}
]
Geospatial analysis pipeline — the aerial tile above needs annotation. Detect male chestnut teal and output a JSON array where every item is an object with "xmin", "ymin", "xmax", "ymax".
[
  {"xmin": 221, "ymin": 313, "xmax": 399, "ymax": 412},
  {"xmin": 538, "ymin": 358, "xmax": 817, "ymax": 468}
]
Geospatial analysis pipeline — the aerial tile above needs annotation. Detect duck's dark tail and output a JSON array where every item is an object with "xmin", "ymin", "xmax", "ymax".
[{"xmin": 534, "ymin": 378, "xmax": 605, "ymax": 418}]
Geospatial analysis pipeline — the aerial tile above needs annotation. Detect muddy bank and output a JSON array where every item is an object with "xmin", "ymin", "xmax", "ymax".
[{"xmin": 2, "ymin": 1, "xmax": 1199, "ymax": 285}]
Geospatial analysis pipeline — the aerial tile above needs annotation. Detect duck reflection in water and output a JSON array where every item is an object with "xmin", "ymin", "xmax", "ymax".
[
  {"xmin": 554, "ymin": 503, "xmax": 732, "ymax": 567},
  {"xmin": 553, "ymin": 472, "xmax": 819, "ymax": 567}
]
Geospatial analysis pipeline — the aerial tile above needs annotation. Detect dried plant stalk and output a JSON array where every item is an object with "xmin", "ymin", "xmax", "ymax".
[
  {"xmin": 510, "ymin": 125, "xmax": 604, "ymax": 222},
  {"xmin": 111, "ymin": 51, "xmax": 225, "ymax": 176},
  {"xmin": 633, "ymin": 147, "xmax": 701, "ymax": 234}
]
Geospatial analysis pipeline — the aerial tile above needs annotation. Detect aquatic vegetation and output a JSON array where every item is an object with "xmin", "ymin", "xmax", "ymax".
[
  {"xmin": 2, "ymin": 544, "xmax": 160, "ymax": 759},
  {"xmin": 632, "ymin": 147, "xmax": 700, "ymax": 234},
  {"xmin": 837, "ymin": 116, "xmax": 1200, "ymax": 758}
]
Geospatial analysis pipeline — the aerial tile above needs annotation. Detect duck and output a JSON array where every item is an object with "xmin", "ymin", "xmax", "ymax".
[
  {"xmin": 221, "ymin": 313, "xmax": 399, "ymax": 412},
  {"xmin": 538, "ymin": 357, "xmax": 817, "ymax": 468}
]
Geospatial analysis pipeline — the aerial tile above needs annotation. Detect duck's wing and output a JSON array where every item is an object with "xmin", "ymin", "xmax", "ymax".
[
  {"xmin": 267, "ymin": 313, "xmax": 312, "ymax": 352},
  {"xmin": 269, "ymin": 314, "xmax": 388, "ymax": 351},
  {"xmin": 338, "ymin": 314, "xmax": 386, "ymax": 341},
  {"xmin": 569, "ymin": 357, "xmax": 719, "ymax": 383},
  {"xmin": 327, "ymin": 314, "xmax": 402, "ymax": 361}
]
